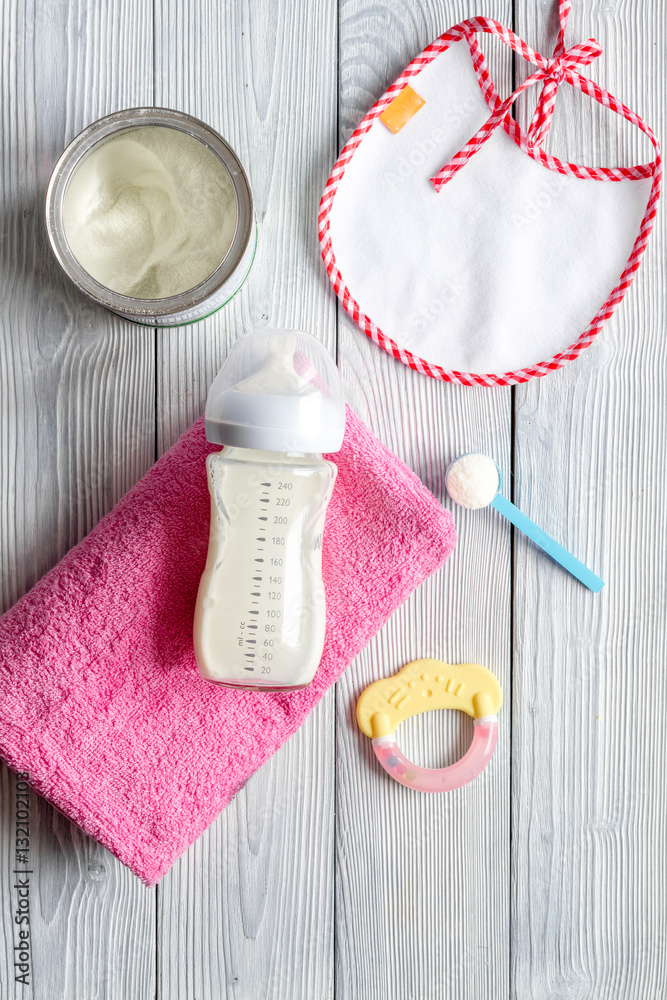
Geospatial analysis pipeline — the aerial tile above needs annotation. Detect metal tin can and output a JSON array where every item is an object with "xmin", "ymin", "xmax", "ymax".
[{"xmin": 45, "ymin": 107, "xmax": 256, "ymax": 327}]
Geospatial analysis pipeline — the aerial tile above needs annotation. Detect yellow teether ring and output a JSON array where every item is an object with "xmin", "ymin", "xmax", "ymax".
[
  {"xmin": 356, "ymin": 658, "xmax": 502, "ymax": 738},
  {"xmin": 357, "ymin": 659, "xmax": 502, "ymax": 793}
]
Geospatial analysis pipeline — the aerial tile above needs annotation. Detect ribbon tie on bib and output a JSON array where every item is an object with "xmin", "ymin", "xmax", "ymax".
[
  {"xmin": 430, "ymin": 3, "xmax": 604, "ymax": 191},
  {"xmin": 527, "ymin": 37, "xmax": 603, "ymax": 147}
]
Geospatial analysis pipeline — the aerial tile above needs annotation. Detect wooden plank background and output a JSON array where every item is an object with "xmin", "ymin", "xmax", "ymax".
[{"xmin": 0, "ymin": 1, "xmax": 664, "ymax": 997}]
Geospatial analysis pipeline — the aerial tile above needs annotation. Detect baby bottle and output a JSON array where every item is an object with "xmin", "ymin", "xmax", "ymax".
[{"xmin": 193, "ymin": 329, "xmax": 345, "ymax": 690}]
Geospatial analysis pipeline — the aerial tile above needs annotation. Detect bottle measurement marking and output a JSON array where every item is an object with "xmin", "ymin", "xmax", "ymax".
[
  {"xmin": 234, "ymin": 479, "xmax": 288, "ymax": 681},
  {"xmin": 247, "ymin": 490, "xmax": 270, "ymax": 661}
]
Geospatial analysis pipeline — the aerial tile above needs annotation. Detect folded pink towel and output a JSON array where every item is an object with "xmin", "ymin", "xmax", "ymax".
[{"xmin": 0, "ymin": 407, "xmax": 455, "ymax": 884}]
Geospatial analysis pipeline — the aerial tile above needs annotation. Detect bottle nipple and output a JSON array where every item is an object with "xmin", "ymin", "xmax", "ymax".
[{"xmin": 235, "ymin": 333, "xmax": 310, "ymax": 396}]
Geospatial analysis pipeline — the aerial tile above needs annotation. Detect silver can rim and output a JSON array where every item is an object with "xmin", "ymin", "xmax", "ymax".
[{"xmin": 45, "ymin": 107, "xmax": 255, "ymax": 318}]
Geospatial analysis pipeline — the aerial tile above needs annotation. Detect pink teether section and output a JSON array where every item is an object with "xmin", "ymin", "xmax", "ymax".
[{"xmin": 372, "ymin": 719, "xmax": 498, "ymax": 792}]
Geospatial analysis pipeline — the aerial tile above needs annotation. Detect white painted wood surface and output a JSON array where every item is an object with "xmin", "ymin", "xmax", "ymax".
[
  {"xmin": 511, "ymin": 4, "xmax": 667, "ymax": 997},
  {"xmin": 0, "ymin": 2, "xmax": 665, "ymax": 998}
]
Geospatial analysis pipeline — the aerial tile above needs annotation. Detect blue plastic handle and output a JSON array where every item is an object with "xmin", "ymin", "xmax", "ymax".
[{"xmin": 491, "ymin": 493, "xmax": 604, "ymax": 593}]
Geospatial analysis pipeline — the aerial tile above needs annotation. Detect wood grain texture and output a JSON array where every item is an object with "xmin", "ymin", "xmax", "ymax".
[
  {"xmin": 0, "ymin": 1, "xmax": 156, "ymax": 997},
  {"xmin": 511, "ymin": 4, "xmax": 667, "ymax": 998},
  {"xmin": 1, "ymin": 2, "xmax": 665, "ymax": 998},
  {"xmin": 334, "ymin": 3, "xmax": 513, "ymax": 998},
  {"xmin": 154, "ymin": 1, "xmax": 338, "ymax": 997}
]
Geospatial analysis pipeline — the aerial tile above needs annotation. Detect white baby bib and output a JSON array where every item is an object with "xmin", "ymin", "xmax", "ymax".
[{"xmin": 319, "ymin": 1, "xmax": 661, "ymax": 386}]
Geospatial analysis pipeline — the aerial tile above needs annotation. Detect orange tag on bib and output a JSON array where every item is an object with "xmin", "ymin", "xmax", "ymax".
[{"xmin": 379, "ymin": 85, "xmax": 425, "ymax": 134}]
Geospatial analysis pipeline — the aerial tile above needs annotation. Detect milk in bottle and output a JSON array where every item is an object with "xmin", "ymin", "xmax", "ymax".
[{"xmin": 193, "ymin": 329, "xmax": 345, "ymax": 689}]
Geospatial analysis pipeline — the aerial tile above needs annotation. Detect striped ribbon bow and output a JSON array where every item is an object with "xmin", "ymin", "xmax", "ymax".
[{"xmin": 430, "ymin": 2, "xmax": 603, "ymax": 192}]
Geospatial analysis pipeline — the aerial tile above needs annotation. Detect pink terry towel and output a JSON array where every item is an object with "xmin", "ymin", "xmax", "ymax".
[{"xmin": 0, "ymin": 407, "xmax": 455, "ymax": 884}]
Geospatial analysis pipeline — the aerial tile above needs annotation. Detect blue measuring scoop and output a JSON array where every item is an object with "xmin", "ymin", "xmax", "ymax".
[{"xmin": 446, "ymin": 454, "xmax": 604, "ymax": 593}]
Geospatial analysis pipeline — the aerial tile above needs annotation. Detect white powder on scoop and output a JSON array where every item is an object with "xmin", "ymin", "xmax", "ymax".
[
  {"xmin": 63, "ymin": 126, "xmax": 238, "ymax": 299},
  {"xmin": 446, "ymin": 454, "xmax": 500, "ymax": 509}
]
